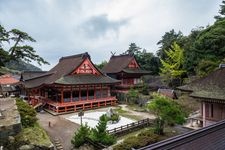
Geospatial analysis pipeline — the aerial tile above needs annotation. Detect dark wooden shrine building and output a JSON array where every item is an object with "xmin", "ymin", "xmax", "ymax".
[
  {"xmin": 102, "ymin": 54, "xmax": 150, "ymax": 93},
  {"xmin": 23, "ymin": 52, "xmax": 120, "ymax": 113},
  {"xmin": 177, "ymin": 65, "xmax": 225, "ymax": 127}
]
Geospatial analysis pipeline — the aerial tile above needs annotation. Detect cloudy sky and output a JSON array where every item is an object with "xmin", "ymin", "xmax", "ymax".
[{"xmin": 0, "ymin": 0, "xmax": 221, "ymax": 70}]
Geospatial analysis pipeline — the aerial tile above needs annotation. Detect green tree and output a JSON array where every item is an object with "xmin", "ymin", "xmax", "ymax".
[
  {"xmin": 160, "ymin": 42, "xmax": 186, "ymax": 86},
  {"xmin": 91, "ymin": 115, "xmax": 116, "ymax": 146},
  {"xmin": 127, "ymin": 88, "xmax": 139, "ymax": 104},
  {"xmin": 0, "ymin": 24, "xmax": 49, "ymax": 67},
  {"xmin": 71, "ymin": 123, "xmax": 91, "ymax": 148},
  {"xmin": 196, "ymin": 59, "xmax": 219, "ymax": 77},
  {"xmin": 137, "ymin": 49, "xmax": 161, "ymax": 75},
  {"xmin": 157, "ymin": 29, "xmax": 183, "ymax": 60},
  {"xmin": 148, "ymin": 93, "xmax": 186, "ymax": 135},
  {"xmin": 96, "ymin": 60, "xmax": 107, "ymax": 69},
  {"xmin": 185, "ymin": 19, "xmax": 225, "ymax": 76},
  {"xmin": 214, "ymin": 0, "xmax": 225, "ymax": 21},
  {"xmin": 182, "ymin": 27, "xmax": 204, "ymax": 74},
  {"xmin": 124, "ymin": 43, "xmax": 141, "ymax": 55},
  {"xmin": 16, "ymin": 99, "xmax": 37, "ymax": 128}
]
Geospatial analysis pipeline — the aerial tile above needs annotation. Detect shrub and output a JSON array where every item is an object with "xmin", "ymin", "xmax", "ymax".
[
  {"xmin": 113, "ymin": 129, "xmax": 159, "ymax": 150},
  {"xmin": 90, "ymin": 114, "xmax": 116, "ymax": 146},
  {"xmin": 71, "ymin": 123, "xmax": 90, "ymax": 148},
  {"xmin": 111, "ymin": 114, "xmax": 120, "ymax": 122},
  {"xmin": 16, "ymin": 99, "xmax": 37, "ymax": 128},
  {"xmin": 148, "ymin": 93, "xmax": 186, "ymax": 135}
]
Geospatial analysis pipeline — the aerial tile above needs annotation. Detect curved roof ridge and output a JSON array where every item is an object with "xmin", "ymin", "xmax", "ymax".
[{"xmin": 59, "ymin": 52, "xmax": 89, "ymax": 62}]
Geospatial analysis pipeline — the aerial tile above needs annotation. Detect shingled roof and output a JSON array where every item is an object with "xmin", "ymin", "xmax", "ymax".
[
  {"xmin": 137, "ymin": 119, "xmax": 225, "ymax": 150},
  {"xmin": 24, "ymin": 52, "xmax": 120, "ymax": 88},
  {"xmin": 102, "ymin": 54, "xmax": 150, "ymax": 74},
  {"xmin": 20, "ymin": 71, "xmax": 47, "ymax": 81},
  {"xmin": 177, "ymin": 67, "xmax": 225, "ymax": 100}
]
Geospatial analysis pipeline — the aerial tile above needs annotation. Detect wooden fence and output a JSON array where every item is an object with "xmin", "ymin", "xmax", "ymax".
[
  {"xmin": 85, "ymin": 137, "xmax": 107, "ymax": 150},
  {"xmin": 107, "ymin": 118, "xmax": 153, "ymax": 136}
]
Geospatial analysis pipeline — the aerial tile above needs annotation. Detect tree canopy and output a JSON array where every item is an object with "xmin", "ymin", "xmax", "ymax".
[
  {"xmin": 157, "ymin": 29, "xmax": 183, "ymax": 60},
  {"xmin": 148, "ymin": 93, "xmax": 186, "ymax": 135},
  {"xmin": 0, "ymin": 24, "xmax": 49, "ymax": 67},
  {"xmin": 160, "ymin": 42, "xmax": 186, "ymax": 86},
  {"xmin": 214, "ymin": 0, "xmax": 225, "ymax": 21},
  {"xmin": 123, "ymin": 43, "xmax": 161, "ymax": 75}
]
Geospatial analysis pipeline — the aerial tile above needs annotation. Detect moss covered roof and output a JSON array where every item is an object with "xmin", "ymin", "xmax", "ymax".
[{"xmin": 177, "ymin": 67, "xmax": 225, "ymax": 100}]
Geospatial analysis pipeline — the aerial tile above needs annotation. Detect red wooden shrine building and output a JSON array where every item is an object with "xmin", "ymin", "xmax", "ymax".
[
  {"xmin": 102, "ymin": 54, "xmax": 151, "ymax": 93},
  {"xmin": 23, "ymin": 52, "xmax": 120, "ymax": 113}
]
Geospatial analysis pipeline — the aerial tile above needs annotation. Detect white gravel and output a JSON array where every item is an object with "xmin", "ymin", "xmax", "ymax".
[{"xmin": 66, "ymin": 111, "xmax": 135, "ymax": 130}]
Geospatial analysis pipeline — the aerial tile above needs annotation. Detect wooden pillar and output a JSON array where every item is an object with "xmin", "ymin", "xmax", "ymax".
[
  {"xmin": 87, "ymin": 85, "xmax": 89, "ymax": 100},
  {"xmin": 100, "ymin": 84, "xmax": 102, "ymax": 98},
  {"xmin": 74, "ymin": 105, "xmax": 76, "ymax": 112},
  {"xmin": 79, "ymin": 85, "xmax": 81, "ymax": 101},
  {"xmin": 70, "ymin": 86, "xmax": 73, "ymax": 102},
  {"xmin": 61, "ymin": 87, "xmax": 64, "ymax": 103},
  {"xmin": 203, "ymin": 101, "xmax": 206, "ymax": 127},
  {"xmin": 108, "ymin": 86, "xmax": 110, "ymax": 97},
  {"xmin": 94, "ymin": 85, "xmax": 96, "ymax": 100}
]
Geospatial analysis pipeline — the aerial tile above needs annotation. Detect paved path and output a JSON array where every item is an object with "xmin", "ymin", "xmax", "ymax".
[
  {"xmin": 37, "ymin": 112, "xmax": 80, "ymax": 150},
  {"xmin": 119, "ymin": 104, "xmax": 155, "ymax": 120}
]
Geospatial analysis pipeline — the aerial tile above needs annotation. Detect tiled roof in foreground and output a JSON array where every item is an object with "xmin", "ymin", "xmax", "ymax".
[{"xmin": 137, "ymin": 119, "xmax": 225, "ymax": 150}]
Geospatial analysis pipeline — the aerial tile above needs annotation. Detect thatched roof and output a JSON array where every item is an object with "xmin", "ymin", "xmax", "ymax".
[{"xmin": 177, "ymin": 67, "xmax": 225, "ymax": 100}]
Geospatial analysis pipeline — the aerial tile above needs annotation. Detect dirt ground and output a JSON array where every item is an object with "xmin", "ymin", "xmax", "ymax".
[{"xmin": 37, "ymin": 112, "xmax": 80, "ymax": 150}]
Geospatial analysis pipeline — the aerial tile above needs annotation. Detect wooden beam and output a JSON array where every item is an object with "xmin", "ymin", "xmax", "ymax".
[{"xmin": 79, "ymin": 85, "xmax": 81, "ymax": 101}]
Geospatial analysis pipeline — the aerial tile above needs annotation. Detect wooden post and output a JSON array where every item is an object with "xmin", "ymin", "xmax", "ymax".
[
  {"xmin": 87, "ymin": 85, "xmax": 89, "ymax": 100},
  {"xmin": 61, "ymin": 87, "xmax": 64, "ymax": 103},
  {"xmin": 74, "ymin": 105, "xmax": 76, "ymax": 112},
  {"xmin": 100, "ymin": 84, "xmax": 102, "ymax": 98},
  {"xmin": 70, "ymin": 86, "xmax": 73, "ymax": 102},
  {"xmin": 94, "ymin": 85, "xmax": 96, "ymax": 100},
  {"xmin": 79, "ymin": 86, "xmax": 81, "ymax": 101}
]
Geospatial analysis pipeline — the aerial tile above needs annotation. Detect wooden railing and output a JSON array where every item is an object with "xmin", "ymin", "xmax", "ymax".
[
  {"xmin": 85, "ymin": 137, "xmax": 107, "ymax": 150},
  {"xmin": 107, "ymin": 118, "xmax": 153, "ymax": 136}
]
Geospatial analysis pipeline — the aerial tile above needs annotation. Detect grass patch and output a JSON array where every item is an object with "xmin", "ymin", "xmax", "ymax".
[
  {"xmin": 126, "ymin": 104, "xmax": 147, "ymax": 112},
  {"xmin": 114, "ymin": 106, "xmax": 128, "ymax": 114},
  {"xmin": 114, "ymin": 106, "xmax": 142, "ymax": 121},
  {"xmin": 119, "ymin": 114, "xmax": 141, "ymax": 121},
  {"xmin": 15, "ymin": 123, "xmax": 52, "ymax": 147}
]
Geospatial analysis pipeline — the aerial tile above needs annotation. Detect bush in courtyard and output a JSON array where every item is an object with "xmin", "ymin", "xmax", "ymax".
[
  {"xmin": 16, "ymin": 98, "xmax": 37, "ymax": 128},
  {"xmin": 127, "ymin": 88, "xmax": 139, "ymax": 104},
  {"xmin": 71, "ymin": 123, "xmax": 91, "ymax": 148},
  {"xmin": 140, "ymin": 83, "xmax": 149, "ymax": 95},
  {"xmin": 111, "ymin": 114, "xmax": 120, "ymax": 122},
  {"xmin": 148, "ymin": 93, "xmax": 186, "ymax": 135},
  {"xmin": 113, "ymin": 130, "xmax": 159, "ymax": 150},
  {"xmin": 90, "ymin": 114, "xmax": 116, "ymax": 146}
]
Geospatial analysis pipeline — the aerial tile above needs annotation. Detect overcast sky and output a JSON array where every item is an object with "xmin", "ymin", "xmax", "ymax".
[{"xmin": 0, "ymin": 0, "xmax": 222, "ymax": 70}]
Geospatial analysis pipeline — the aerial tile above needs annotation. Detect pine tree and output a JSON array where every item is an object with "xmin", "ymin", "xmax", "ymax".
[
  {"xmin": 71, "ymin": 123, "xmax": 90, "ymax": 148},
  {"xmin": 91, "ymin": 114, "xmax": 116, "ymax": 146}
]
